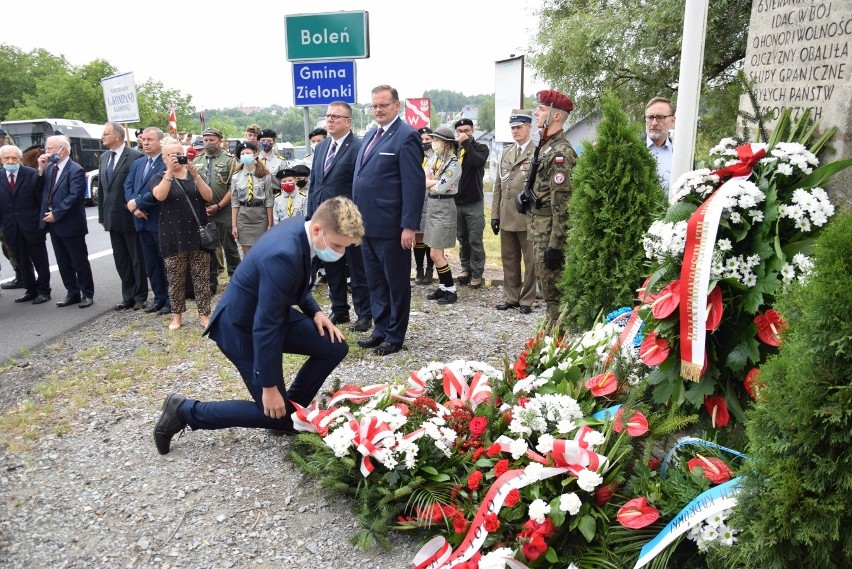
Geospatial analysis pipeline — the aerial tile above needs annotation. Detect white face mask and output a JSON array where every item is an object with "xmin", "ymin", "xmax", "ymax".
[
  {"xmin": 310, "ymin": 142, "xmax": 318, "ymax": 151},
  {"xmin": 432, "ymin": 141, "xmax": 444, "ymax": 154},
  {"xmin": 313, "ymin": 229, "xmax": 344, "ymax": 262}
]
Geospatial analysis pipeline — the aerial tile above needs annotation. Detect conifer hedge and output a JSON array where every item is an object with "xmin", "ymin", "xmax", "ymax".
[{"xmin": 559, "ymin": 94, "xmax": 665, "ymax": 331}]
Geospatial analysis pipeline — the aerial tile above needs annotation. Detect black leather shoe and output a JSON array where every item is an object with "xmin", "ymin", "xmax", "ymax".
[
  {"xmin": 144, "ymin": 301, "xmax": 164, "ymax": 314},
  {"xmin": 426, "ymin": 288, "xmax": 446, "ymax": 300},
  {"xmin": 78, "ymin": 297, "xmax": 94, "ymax": 309},
  {"xmin": 157, "ymin": 305, "xmax": 172, "ymax": 315},
  {"xmin": 15, "ymin": 292, "xmax": 37, "ymax": 303},
  {"xmin": 56, "ymin": 294, "xmax": 81, "ymax": 307},
  {"xmin": 1, "ymin": 278, "xmax": 24, "ymax": 290},
  {"xmin": 496, "ymin": 302, "xmax": 519, "ymax": 311},
  {"xmin": 114, "ymin": 300, "xmax": 134, "ymax": 311},
  {"xmin": 154, "ymin": 393, "xmax": 187, "ymax": 455},
  {"xmin": 374, "ymin": 342, "xmax": 402, "ymax": 356},
  {"xmin": 329, "ymin": 313, "xmax": 350, "ymax": 325},
  {"xmin": 32, "ymin": 294, "xmax": 51, "ymax": 305},
  {"xmin": 519, "ymin": 305, "xmax": 533, "ymax": 314},
  {"xmin": 357, "ymin": 335, "xmax": 384, "ymax": 349},
  {"xmin": 351, "ymin": 317, "xmax": 372, "ymax": 332},
  {"xmin": 437, "ymin": 292, "xmax": 458, "ymax": 305}
]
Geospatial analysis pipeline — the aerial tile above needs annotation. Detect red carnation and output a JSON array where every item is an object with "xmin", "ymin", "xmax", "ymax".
[
  {"xmin": 616, "ymin": 497, "xmax": 660, "ymax": 529},
  {"xmin": 585, "ymin": 371, "xmax": 618, "ymax": 397},
  {"xmin": 743, "ymin": 367, "xmax": 765, "ymax": 400},
  {"xmin": 522, "ymin": 533, "xmax": 548, "ymax": 562},
  {"xmin": 469, "ymin": 417, "xmax": 488, "ymax": 436},
  {"xmin": 651, "ymin": 280, "xmax": 680, "ymax": 319},
  {"xmin": 494, "ymin": 459, "xmax": 510, "ymax": 477},
  {"xmin": 613, "ymin": 409, "xmax": 650, "ymax": 437},
  {"xmin": 504, "ymin": 489, "xmax": 520, "ymax": 507},
  {"xmin": 484, "ymin": 513, "xmax": 500, "ymax": 532},
  {"xmin": 688, "ymin": 455, "xmax": 734, "ymax": 485},
  {"xmin": 539, "ymin": 518, "xmax": 556, "ymax": 538},
  {"xmin": 703, "ymin": 394, "xmax": 730, "ymax": 428},
  {"xmin": 640, "ymin": 331, "xmax": 671, "ymax": 366},
  {"xmin": 755, "ymin": 309, "xmax": 787, "ymax": 347},
  {"xmin": 595, "ymin": 482, "xmax": 619, "ymax": 506},
  {"xmin": 453, "ymin": 513, "xmax": 468, "ymax": 534},
  {"xmin": 471, "ymin": 447, "xmax": 486, "ymax": 461},
  {"xmin": 486, "ymin": 443, "xmax": 502, "ymax": 457},
  {"xmin": 467, "ymin": 470, "xmax": 483, "ymax": 491},
  {"xmin": 705, "ymin": 285, "xmax": 723, "ymax": 331}
]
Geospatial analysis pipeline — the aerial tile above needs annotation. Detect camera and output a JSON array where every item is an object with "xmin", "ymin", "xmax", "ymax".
[{"xmin": 176, "ymin": 155, "xmax": 188, "ymax": 164}]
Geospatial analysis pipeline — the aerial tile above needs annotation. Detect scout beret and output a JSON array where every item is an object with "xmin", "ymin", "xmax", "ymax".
[
  {"xmin": 430, "ymin": 126, "xmax": 456, "ymax": 141},
  {"xmin": 202, "ymin": 127, "xmax": 223, "ymax": 138},
  {"xmin": 417, "ymin": 127, "xmax": 433, "ymax": 135},
  {"xmin": 509, "ymin": 110, "xmax": 532, "ymax": 126},
  {"xmin": 454, "ymin": 118, "xmax": 474, "ymax": 129},
  {"xmin": 309, "ymin": 128, "xmax": 327, "ymax": 138},
  {"xmin": 234, "ymin": 141, "xmax": 258, "ymax": 155},
  {"xmin": 537, "ymin": 90, "xmax": 574, "ymax": 113},
  {"xmin": 291, "ymin": 164, "xmax": 311, "ymax": 177},
  {"xmin": 259, "ymin": 128, "xmax": 277, "ymax": 140},
  {"xmin": 276, "ymin": 168, "xmax": 296, "ymax": 180}
]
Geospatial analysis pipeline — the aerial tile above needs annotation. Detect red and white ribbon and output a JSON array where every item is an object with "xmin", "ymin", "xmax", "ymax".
[
  {"xmin": 443, "ymin": 365, "xmax": 492, "ymax": 408},
  {"xmin": 291, "ymin": 402, "xmax": 352, "ymax": 436},
  {"xmin": 350, "ymin": 416, "xmax": 396, "ymax": 477},
  {"xmin": 328, "ymin": 383, "xmax": 389, "ymax": 408}
]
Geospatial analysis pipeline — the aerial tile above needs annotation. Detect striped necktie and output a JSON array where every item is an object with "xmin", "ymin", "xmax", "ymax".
[
  {"xmin": 325, "ymin": 141, "xmax": 337, "ymax": 172},
  {"xmin": 106, "ymin": 151, "xmax": 116, "ymax": 183}
]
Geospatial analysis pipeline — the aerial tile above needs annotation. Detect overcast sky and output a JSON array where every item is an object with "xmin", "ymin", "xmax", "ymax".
[{"xmin": 4, "ymin": 0, "xmax": 547, "ymax": 110}]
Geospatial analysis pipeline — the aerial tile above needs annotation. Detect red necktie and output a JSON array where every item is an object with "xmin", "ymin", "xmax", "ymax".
[{"xmin": 9, "ymin": 173, "xmax": 14, "ymax": 193}]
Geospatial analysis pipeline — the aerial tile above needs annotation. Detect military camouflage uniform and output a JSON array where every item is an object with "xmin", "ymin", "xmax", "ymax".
[
  {"xmin": 526, "ymin": 129, "xmax": 576, "ymax": 324},
  {"xmin": 194, "ymin": 149, "xmax": 241, "ymax": 281}
]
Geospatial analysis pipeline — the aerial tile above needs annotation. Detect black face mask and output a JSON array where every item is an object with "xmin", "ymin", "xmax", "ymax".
[
  {"xmin": 422, "ymin": 143, "xmax": 432, "ymax": 152},
  {"xmin": 296, "ymin": 179, "xmax": 308, "ymax": 188}
]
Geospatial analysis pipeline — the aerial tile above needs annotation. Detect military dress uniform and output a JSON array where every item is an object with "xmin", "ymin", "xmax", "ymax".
[
  {"xmin": 193, "ymin": 148, "xmax": 240, "ymax": 283},
  {"xmin": 492, "ymin": 140, "xmax": 537, "ymax": 311}
]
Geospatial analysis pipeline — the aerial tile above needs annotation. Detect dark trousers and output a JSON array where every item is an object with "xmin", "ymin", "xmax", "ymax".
[
  {"xmin": 13, "ymin": 233, "xmax": 51, "ymax": 296},
  {"xmin": 361, "ymin": 236, "xmax": 411, "ymax": 346},
  {"xmin": 138, "ymin": 229, "xmax": 169, "ymax": 306},
  {"xmin": 325, "ymin": 244, "xmax": 372, "ymax": 320},
  {"xmin": 180, "ymin": 311, "xmax": 348, "ymax": 430},
  {"xmin": 50, "ymin": 232, "xmax": 94, "ymax": 298},
  {"xmin": 110, "ymin": 230, "xmax": 148, "ymax": 303},
  {"xmin": 456, "ymin": 200, "xmax": 486, "ymax": 278}
]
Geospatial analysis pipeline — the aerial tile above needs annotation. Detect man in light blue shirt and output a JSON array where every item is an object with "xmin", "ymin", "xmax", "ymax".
[{"xmin": 644, "ymin": 97, "xmax": 675, "ymax": 201}]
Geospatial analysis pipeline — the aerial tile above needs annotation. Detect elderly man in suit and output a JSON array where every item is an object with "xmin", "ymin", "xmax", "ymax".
[
  {"xmin": 491, "ymin": 110, "xmax": 537, "ymax": 314},
  {"xmin": 0, "ymin": 144, "xmax": 51, "ymax": 304},
  {"xmin": 125, "ymin": 127, "xmax": 171, "ymax": 314},
  {"xmin": 36, "ymin": 135, "xmax": 95, "ymax": 308},
  {"xmin": 98, "ymin": 122, "xmax": 147, "ymax": 310},
  {"xmin": 153, "ymin": 197, "xmax": 362, "ymax": 454},
  {"xmin": 307, "ymin": 100, "xmax": 372, "ymax": 333},
  {"xmin": 352, "ymin": 85, "xmax": 425, "ymax": 356}
]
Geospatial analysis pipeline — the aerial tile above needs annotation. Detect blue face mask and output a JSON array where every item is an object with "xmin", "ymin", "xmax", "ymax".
[
  {"xmin": 240, "ymin": 154, "xmax": 255, "ymax": 166},
  {"xmin": 259, "ymin": 141, "xmax": 273, "ymax": 152},
  {"xmin": 48, "ymin": 153, "xmax": 61, "ymax": 163},
  {"xmin": 313, "ymin": 230, "xmax": 344, "ymax": 263},
  {"xmin": 3, "ymin": 164, "xmax": 20, "ymax": 173}
]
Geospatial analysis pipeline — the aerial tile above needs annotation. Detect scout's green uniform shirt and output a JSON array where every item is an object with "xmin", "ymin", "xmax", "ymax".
[{"xmin": 194, "ymin": 149, "xmax": 235, "ymax": 223}]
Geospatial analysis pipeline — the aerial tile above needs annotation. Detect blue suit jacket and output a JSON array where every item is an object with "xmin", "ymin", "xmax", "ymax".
[
  {"xmin": 39, "ymin": 159, "xmax": 88, "ymax": 237},
  {"xmin": 306, "ymin": 132, "xmax": 362, "ymax": 219},
  {"xmin": 0, "ymin": 165, "xmax": 45, "ymax": 244},
  {"xmin": 352, "ymin": 118, "xmax": 425, "ymax": 238},
  {"xmin": 124, "ymin": 154, "xmax": 166, "ymax": 233},
  {"xmin": 205, "ymin": 218, "xmax": 321, "ymax": 388}
]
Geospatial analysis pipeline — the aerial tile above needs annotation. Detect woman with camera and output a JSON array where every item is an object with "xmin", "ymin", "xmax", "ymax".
[
  {"xmin": 152, "ymin": 138, "xmax": 214, "ymax": 330},
  {"xmin": 230, "ymin": 142, "xmax": 275, "ymax": 256}
]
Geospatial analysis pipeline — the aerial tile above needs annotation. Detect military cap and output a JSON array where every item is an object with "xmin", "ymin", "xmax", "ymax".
[
  {"xmin": 430, "ymin": 126, "xmax": 456, "ymax": 141},
  {"xmin": 234, "ymin": 141, "xmax": 258, "ymax": 156},
  {"xmin": 202, "ymin": 127, "xmax": 223, "ymax": 138},
  {"xmin": 259, "ymin": 128, "xmax": 277, "ymax": 140},
  {"xmin": 275, "ymin": 168, "xmax": 297, "ymax": 180},
  {"xmin": 417, "ymin": 127, "xmax": 433, "ymax": 135},
  {"xmin": 537, "ymin": 90, "xmax": 574, "ymax": 113},
  {"xmin": 291, "ymin": 164, "xmax": 311, "ymax": 177},
  {"xmin": 245, "ymin": 123, "xmax": 262, "ymax": 134},
  {"xmin": 454, "ymin": 118, "xmax": 474, "ymax": 129},
  {"xmin": 509, "ymin": 110, "xmax": 533, "ymax": 126}
]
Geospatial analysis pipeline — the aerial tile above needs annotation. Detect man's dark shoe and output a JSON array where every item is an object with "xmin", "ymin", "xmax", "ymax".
[
  {"xmin": 519, "ymin": 305, "xmax": 533, "ymax": 314},
  {"xmin": 32, "ymin": 294, "xmax": 51, "ymax": 305},
  {"xmin": 15, "ymin": 292, "xmax": 37, "ymax": 303},
  {"xmin": 157, "ymin": 304, "xmax": 172, "ymax": 315},
  {"xmin": 154, "ymin": 393, "xmax": 187, "ymax": 455},
  {"xmin": 78, "ymin": 297, "xmax": 94, "ymax": 309},
  {"xmin": 1, "ymin": 278, "xmax": 24, "ymax": 290},
  {"xmin": 414, "ymin": 267, "xmax": 425, "ymax": 284},
  {"xmin": 357, "ymin": 335, "xmax": 384, "ymax": 349},
  {"xmin": 468, "ymin": 277, "xmax": 483, "ymax": 289},
  {"xmin": 457, "ymin": 273, "xmax": 471, "ymax": 286},
  {"xmin": 426, "ymin": 288, "xmax": 446, "ymax": 300},
  {"xmin": 374, "ymin": 342, "xmax": 402, "ymax": 356},
  {"xmin": 56, "ymin": 294, "xmax": 81, "ymax": 307},
  {"xmin": 133, "ymin": 301, "xmax": 146, "ymax": 310},
  {"xmin": 114, "ymin": 300, "xmax": 135, "ymax": 311},
  {"xmin": 437, "ymin": 292, "xmax": 458, "ymax": 305},
  {"xmin": 351, "ymin": 317, "xmax": 372, "ymax": 332},
  {"xmin": 329, "ymin": 313, "xmax": 351, "ymax": 325},
  {"xmin": 496, "ymin": 302, "xmax": 519, "ymax": 311},
  {"xmin": 144, "ymin": 301, "xmax": 165, "ymax": 314}
]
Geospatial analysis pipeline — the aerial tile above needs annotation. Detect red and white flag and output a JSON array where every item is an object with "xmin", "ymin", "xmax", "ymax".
[
  {"xmin": 168, "ymin": 109, "xmax": 177, "ymax": 135},
  {"xmin": 405, "ymin": 98, "xmax": 430, "ymax": 130}
]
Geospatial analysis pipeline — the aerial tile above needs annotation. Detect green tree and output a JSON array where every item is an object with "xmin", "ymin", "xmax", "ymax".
[
  {"xmin": 477, "ymin": 95, "xmax": 495, "ymax": 133},
  {"xmin": 135, "ymin": 80, "xmax": 197, "ymax": 133},
  {"xmin": 0, "ymin": 45, "xmax": 68, "ymax": 119},
  {"xmin": 559, "ymin": 93, "xmax": 665, "ymax": 331},
  {"xmin": 721, "ymin": 212, "xmax": 852, "ymax": 568},
  {"xmin": 530, "ymin": 0, "xmax": 750, "ymax": 154}
]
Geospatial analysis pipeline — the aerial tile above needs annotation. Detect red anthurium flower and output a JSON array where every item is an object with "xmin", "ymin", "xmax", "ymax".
[
  {"xmin": 613, "ymin": 409, "xmax": 650, "ymax": 437},
  {"xmin": 688, "ymin": 455, "xmax": 734, "ymax": 485},
  {"xmin": 639, "ymin": 331, "xmax": 671, "ymax": 366},
  {"xmin": 595, "ymin": 482, "xmax": 619, "ymax": 506},
  {"xmin": 755, "ymin": 309, "xmax": 787, "ymax": 347},
  {"xmin": 744, "ymin": 367, "xmax": 766, "ymax": 400},
  {"xmin": 651, "ymin": 280, "xmax": 680, "ymax": 319},
  {"xmin": 505, "ymin": 489, "xmax": 520, "ymax": 507},
  {"xmin": 522, "ymin": 533, "xmax": 548, "ymax": 561},
  {"xmin": 467, "ymin": 470, "xmax": 483, "ymax": 491},
  {"xmin": 703, "ymin": 394, "xmax": 730, "ymax": 428},
  {"xmin": 585, "ymin": 371, "xmax": 618, "ymax": 397},
  {"xmin": 705, "ymin": 285, "xmax": 723, "ymax": 331},
  {"xmin": 637, "ymin": 275, "xmax": 655, "ymax": 304},
  {"xmin": 484, "ymin": 513, "xmax": 500, "ymax": 532},
  {"xmin": 469, "ymin": 417, "xmax": 488, "ymax": 436},
  {"xmin": 616, "ymin": 497, "xmax": 661, "ymax": 529}
]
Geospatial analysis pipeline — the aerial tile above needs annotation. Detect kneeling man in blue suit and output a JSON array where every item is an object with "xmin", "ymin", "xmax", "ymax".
[{"xmin": 154, "ymin": 197, "xmax": 364, "ymax": 454}]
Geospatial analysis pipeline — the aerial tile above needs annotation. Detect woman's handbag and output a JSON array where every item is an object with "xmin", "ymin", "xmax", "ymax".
[{"xmin": 173, "ymin": 177, "xmax": 220, "ymax": 250}]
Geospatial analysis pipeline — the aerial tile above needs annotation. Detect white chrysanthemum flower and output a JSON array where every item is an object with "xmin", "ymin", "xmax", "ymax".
[
  {"xmin": 524, "ymin": 462, "xmax": 544, "ymax": 480},
  {"xmin": 559, "ymin": 492, "xmax": 582, "ymax": 515},
  {"xmin": 742, "ymin": 272, "xmax": 757, "ymax": 287},
  {"xmin": 584, "ymin": 430, "xmax": 606, "ymax": 450},
  {"xmin": 716, "ymin": 238, "xmax": 732, "ymax": 252},
  {"xmin": 776, "ymin": 162, "xmax": 793, "ymax": 176},
  {"xmin": 528, "ymin": 499, "xmax": 550, "ymax": 523},
  {"xmin": 509, "ymin": 437, "xmax": 529, "ymax": 460},
  {"xmin": 576, "ymin": 469, "xmax": 603, "ymax": 492},
  {"xmin": 479, "ymin": 548, "xmax": 516, "ymax": 569},
  {"xmin": 780, "ymin": 263, "xmax": 796, "ymax": 284},
  {"xmin": 323, "ymin": 425, "xmax": 355, "ymax": 458},
  {"xmin": 749, "ymin": 209, "xmax": 764, "ymax": 222}
]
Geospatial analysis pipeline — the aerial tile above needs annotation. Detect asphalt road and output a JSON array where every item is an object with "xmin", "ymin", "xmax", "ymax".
[{"xmin": 0, "ymin": 206, "xmax": 128, "ymax": 362}]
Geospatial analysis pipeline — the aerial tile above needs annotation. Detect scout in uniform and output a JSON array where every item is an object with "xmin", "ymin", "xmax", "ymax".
[
  {"xmin": 273, "ymin": 168, "xmax": 309, "ymax": 223},
  {"xmin": 257, "ymin": 128, "xmax": 289, "ymax": 194}
]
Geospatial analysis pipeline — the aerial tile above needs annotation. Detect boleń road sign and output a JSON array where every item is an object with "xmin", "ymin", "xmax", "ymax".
[
  {"xmin": 285, "ymin": 11, "xmax": 369, "ymax": 61},
  {"xmin": 292, "ymin": 60, "xmax": 357, "ymax": 106}
]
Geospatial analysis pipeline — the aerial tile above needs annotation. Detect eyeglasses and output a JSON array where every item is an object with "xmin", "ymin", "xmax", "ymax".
[
  {"xmin": 325, "ymin": 114, "xmax": 351, "ymax": 121},
  {"xmin": 369, "ymin": 103, "xmax": 394, "ymax": 111},
  {"xmin": 645, "ymin": 114, "xmax": 673, "ymax": 122}
]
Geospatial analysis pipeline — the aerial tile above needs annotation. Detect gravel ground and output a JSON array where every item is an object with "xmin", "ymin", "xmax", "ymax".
[{"xmin": 0, "ymin": 267, "xmax": 540, "ymax": 569}]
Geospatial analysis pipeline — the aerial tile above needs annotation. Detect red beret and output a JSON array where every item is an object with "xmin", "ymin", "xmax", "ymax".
[{"xmin": 537, "ymin": 89, "xmax": 574, "ymax": 113}]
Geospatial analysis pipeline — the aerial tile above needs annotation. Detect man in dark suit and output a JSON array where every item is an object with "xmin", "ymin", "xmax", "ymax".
[
  {"xmin": 153, "ymin": 197, "xmax": 363, "ymax": 455},
  {"xmin": 98, "ymin": 122, "xmax": 147, "ymax": 310},
  {"xmin": 307, "ymin": 101, "xmax": 372, "ymax": 333},
  {"xmin": 0, "ymin": 145, "xmax": 51, "ymax": 304},
  {"xmin": 125, "ymin": 127, "xmax": 170, "ymax": 314},
  {"xmin": 36, "ymin": 135, "xmax": 95, "ymax": 308},
  {"xmin": 352, "ymin": 85, "xmax": 425, "ymax": 356}
]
